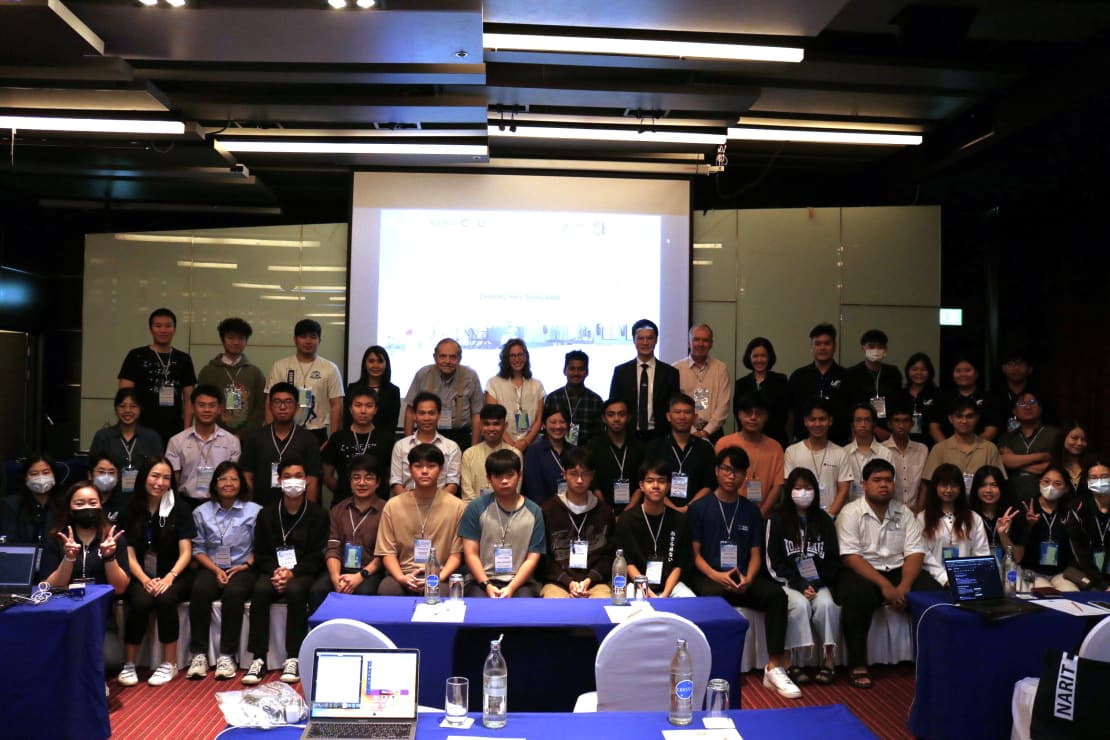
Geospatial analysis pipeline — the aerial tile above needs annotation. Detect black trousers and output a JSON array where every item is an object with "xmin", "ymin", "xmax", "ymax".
[
  {"xmin": 692, "ymin": 573, "xmax": 787, "ymax": 656},
  {"xmin": 248, "ymin": 573, "xmax": 314, "ymax": 658},
  {"xmin": 124, "ymin": 570, "xmax": 194, "ymax": 645},
  {"xmin": 836, "ymin": 566, "xmax": 942, "ymax": 668},
  {"xmin": 308, "ymin": 570, "xmax": 384, "ymax": 612},
  {"xmin": 188, "ymin": 568, "xmax": 258, "ymax": 656}
]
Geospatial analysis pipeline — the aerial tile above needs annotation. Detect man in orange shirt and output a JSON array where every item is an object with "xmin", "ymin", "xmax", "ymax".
[{"xmin": 715, "ymin": 394, "xmax": 785, "ymax": 517}]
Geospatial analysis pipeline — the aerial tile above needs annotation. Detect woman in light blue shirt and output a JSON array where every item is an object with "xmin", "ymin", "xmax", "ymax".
[{"xmin": 187, "ymin": 460, "xmax": 261, "ymax": 681}]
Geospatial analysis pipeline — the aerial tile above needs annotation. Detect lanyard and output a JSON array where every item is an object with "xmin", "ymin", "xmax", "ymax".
[
  {"xmin": 873, "ymin": 367, "xmax": 882, "ymax": 396},
  {"xmin": 347, "ymin": 504, "xmax": 374, "ymax": 537},
  {"xmin": 1020, "ymin": 426, "xmax": 1045, "ymax": 453},
  {"xmin": 671, "ymin": 440, "xmax": 692, "ymax": 474},
  {"xmin": 279, "ymin": 503, "xmax": 307, "ymax": 546},
  {"xmin": 807, "ymin": 442, "xmax": 828, "ymax": 478},
  {"xmin": 412, "ymin": 492, "xmax": 436, "ymax": 538},
  {"xmin": 213, "ymin": 503, "xmax": 237, "ymax": 543},
  {"xmin": 563, "ymin": 389, "xmax": 583, "ymax": 422},
  {"xmin": 152, "ymin": 349, "xmax": 173, "ymax": 383},
  {"xmin": 716, "ymin": 495, "xmax": 740, "ymax": 541},
  {"xmin": 567, "ymin": 508, "xmax": 588, "ymax": 540},
  {"xmin": 194, "ymin": 431, "xmax": 218, "ymax": 468},
  {"xmin": 224, "ymin": 365, "xmax": 243, "ymax": 385},
  {"xmin": 549, "ymin": 448, "xmax": 566, "ymax": 476},
  {"xmin": 642, "ymin": 507, "xmax": 665, "ymax": 556},
  {"xmin": 495, "ymin": 498, "xmax": 520, "ymax": 544},
  {"xmin": 351, "ymin": 431, "xmax": 372, "ymax": 456},
  {"xmin": 609, "ymin": 444, "xmax": 628, "ymax": 479},
  {"xmin": 1041, "ymin": 511, "xmax": 1060, "ymax": 540},
  {"xmin": 1096, "ymin": 512, "xmax": 1110, "ymax": 550},
  {"xmin": 271, "ymin": 425, "xmax": 297, "ymax": 463},
  {"xmin": 297, "ymin": 359, "xmax": 317, "ymax": 387},
  {"xmin": 120, "ymin": 434, "xmax": 138, "ymax": 467}
]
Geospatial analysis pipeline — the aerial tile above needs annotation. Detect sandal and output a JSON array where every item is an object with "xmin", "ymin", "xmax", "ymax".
[
  {"xmin": 815, "ymin": 666, "xmax": 835, "ymax": 685},
  {"xmin": 785, "ymin": 665, "xmax": 811, "ymax": 685},
  {"xmin": 849, "ymin": 668, "xmax": 873, "ymax": 689}
]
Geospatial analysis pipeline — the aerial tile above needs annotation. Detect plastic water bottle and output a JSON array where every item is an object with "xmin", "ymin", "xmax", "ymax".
[
  {"xmin": 482, "ymin": 635, "xmax": 507, "ymax": 728},
  {"xmin": 424, "ymin": 546, "xmax": 441, "ymax": 605},
  {"xmin": 1003, "ymin": 545, "xmax": 1019, "ymax": 597},
  {"xmin": 669, "ymin": 638, "xmax": 694, "ymax": 725},
  {"xmin": 611, "ymin": 548, "xmax": 627, "ymax": 605}
]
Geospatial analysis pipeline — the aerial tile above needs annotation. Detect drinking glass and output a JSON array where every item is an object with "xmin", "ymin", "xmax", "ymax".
[
  {"xmin": 445, "ymin": 676, "xmax": 469, "ymax": 725},
  {"xmin": 704, "ymin": 678, "xmax": 729, "ymax": 717}
]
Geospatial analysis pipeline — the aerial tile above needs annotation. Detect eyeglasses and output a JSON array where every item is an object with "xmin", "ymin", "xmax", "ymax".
[
  {"xmin": 717, "ymin": 465, "xmax": 743, "ymax": 478},
  {"xmin": 271, "ymin": 398, "xmax": 296, "ymax": 407},
  {"xmin": 953, "ymin": 413, "xmax": 978, "ymax": 421},
  {"xmin": 1015, "ymin": 399, "xmax": 1039, "ymax": 408},
  {"xmin": 216, "ymin": 476, "xmax": 239, "ymax": 484}
]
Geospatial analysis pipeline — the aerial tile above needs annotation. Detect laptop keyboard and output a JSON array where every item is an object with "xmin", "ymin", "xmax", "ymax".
[{"xmin": 306, "ymin": 722, "xmax": 413, "ymax": 738}]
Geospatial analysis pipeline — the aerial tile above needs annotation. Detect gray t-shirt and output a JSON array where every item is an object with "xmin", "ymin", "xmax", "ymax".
[{"xmin": 458, "ymin": 493, "xmax": 545, "ymax": 584}]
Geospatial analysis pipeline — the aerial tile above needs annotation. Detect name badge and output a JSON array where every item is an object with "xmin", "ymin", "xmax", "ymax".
[
  {"xmin": 158, "ymin": 385, "xmax": 175, "ymax": 407},
  {"xmin": 514, "ymin": 410, "xmax": 530, "ymax": 434},
  {"xmin": 671, "ymin": 474, "xmax": 689, "ymax": 500},
  {"xmin": 569, "ymin": 540, "xmax": 589, "ymax": 570},
  {"xmin": 121, "ymin": 467, "xmax": 138, "ymax": 494},
  {"xmin": 942, "ymin": 545, "xmax": 960, "ymax": 561},
  {"xmin": 797, "ymin": 556, "xmax": 820, "ymax": 582},
  {"xmin": 1007, "ymin": 416, "xmax": 1020, "ymax": 433},
  {"xmin": 439, "ymin": 406, "xmax": 454, "ymax": 429},
  {"xmin": 613, "ymin": 479, "xmax": 631, "ymax": 505},
  {"xmin": 646, "ymin": 559, "xmax": 664, "ymax": 586},
  {"xmin": 225, "ymin": 385, "xmax": 243, "ymax": 411},
  {"xmin": 719, "ymin": 541, "xmax": 738, "ymax": 569},
  {"xmin": 818, "ymin": 482, "xmax": 829, "ymax": 510},
  {"xmin": 298, "ymin": 385, "xmax": 314, "ymax": 409},
  {"xmin": 214, "ymin": 545, "xmax": 233, "ymax": 568},
  {"xmin": 195, "ymin": 465, "xmax": 215, "ymax": 497},
  {"xmin": 494, "ymin": 546, "xmax": 514, "ymax": 574},
  {"xmin": 413, "ymin": 538, "xmax": 432, "ymax": 564},
  {"xmin": 567, "ymin": 423, "xmax": 580, "ymax": 446},
  {"xmin": 850, "ymin": 481, "xmax": 864, "ymax": 500},
  {"xmin": 911, "ymin": 412, "xmax": 923, "ymax": 435},
  {"xmin": 963, "ymin": 474, "xmax": 975, "ymax": 493},
  {"xmin": 277, "ymin": 547, "xmax": 298, "ymax": 569},
  {"xmin": 1094, "ymin": 550, "xmax": 1107, "ymax": 573},
  {"xmin": 746, "ymin": 480, "xmax": 762, "ymax": 503},
  {"xmin": 557, "ymin": 479, "xmax": 568, "ymax": 495},
  {"xmin": 143, "ymin": 551, "xmax": 158, "ymax": 577},
  {"xmin": 271, "ymin": 462, "xmax": 280, "ymax": 488},
  {"xmin": 693, "ymin": 388, "xmax": 710, "ymax": 412},
  {"xmin": 871, "ymin": 396, "xmax": 887, "ymax": 419},
  {"xmin": 1040, "ymin": 540, "xmax": 1059, "ymax": 567},
  {"xmin": 343, "ymin": 543, "xmax": 362, "ymax": 570}
]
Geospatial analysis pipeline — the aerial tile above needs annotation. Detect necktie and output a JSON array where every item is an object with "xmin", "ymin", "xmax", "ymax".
[{"xmin": 638, "ymin": 362, "xmax": 649, "ymax": 432}]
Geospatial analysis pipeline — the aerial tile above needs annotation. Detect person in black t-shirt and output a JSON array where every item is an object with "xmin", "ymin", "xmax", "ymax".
[
  {"xmin": 240, "ymin": 382, "xmax": 324, "ymax": 508},
  {"xmin": 117, "ymin": 307, "xmax": 197, "ymax": 446},
  {"xmin": 323, "ymin": 386, "xmax": 394, "ymax": 504},
  {"xmin": 787, "ymin": 324, "xmax": 849, "ymax": 445}
]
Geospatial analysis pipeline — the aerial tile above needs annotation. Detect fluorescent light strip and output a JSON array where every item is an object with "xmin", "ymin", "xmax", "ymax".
[
  {"xmin": 260, "ymin": 295, "xmax": 306, "ymax": 301},
  {"xmin": 176, "ymin": 260, "xmax": 238, "ymax": 270},
  {"xmin": 483, "ymin": 33, "xmax": 803, "ymax": 63},
  {"xmin": 489, "ymin": 125, "xmax": 725, "ymax": 145},
  {"xmin": 232, "ymin": 282, "xmax": 282, "ymax": 290},
  {"xmin": 737, "ymin": 116, "xmax": 924, "ymax": 134},
  {"xmin": 292, "ymin": 285, "xmax": 346, "ymax": 292},
  {"xmin": 268, "ymin": 265, "xmax": 345, "ymax": 273},
  {"xmin": 116, "ymin": 234, "xmax": 320, "ymax": 247},
  {"xmin": 727, "ymin": 127, "xmax": 922, "ymax": 146},
  {"xmin": 305, "ymin": 313, "xmax": 347, "ymax": 318},
  {"xmin": 217, "ymin": 140, "xmax": 487, "ymax": 156},
  {"xmin": 0, "ymin": 115, "xmax": 185, "ymax": 135}
]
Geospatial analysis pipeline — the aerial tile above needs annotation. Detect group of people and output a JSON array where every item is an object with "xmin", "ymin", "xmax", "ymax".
[{"xmin": 3, "ymin": 310, "xmax": 1105, "ymax": 701}]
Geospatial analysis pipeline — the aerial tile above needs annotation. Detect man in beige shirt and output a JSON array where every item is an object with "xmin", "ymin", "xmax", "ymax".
[
  {"xmin": 375, "ymin": 444, "xmax": 466, "ymax": 595},
  {"xmin": 673, "ymin": 324, "xmax": 732, "ymax": 444},
  {"xmin": 460, "ymin": 404, "xmax": 522, "ymax": 501},
  {"xmin": 921, "ymin": 397, "xmax": 1004, "ymax": 507}
]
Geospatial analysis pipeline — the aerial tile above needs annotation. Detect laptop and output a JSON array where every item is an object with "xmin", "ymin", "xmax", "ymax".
[
  {"xmin": 0, "ymin": 545, "xmax": 42, "ymax": 613},
  {"xmin": 945, "ymin": 556, "xmax": 1043, "ymax": 620},
  {"xmin": 302, "ymin": 648, "xmax": 420, "ymax": 740}
]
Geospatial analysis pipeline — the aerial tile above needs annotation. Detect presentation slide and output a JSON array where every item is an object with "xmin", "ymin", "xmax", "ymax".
[{"xmin": 348, "ymin": 173, "xmax": 691, "ymax": 401}]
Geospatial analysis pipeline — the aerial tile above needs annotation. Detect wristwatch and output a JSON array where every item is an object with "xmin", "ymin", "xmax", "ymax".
[
  {"xmin": 359, "ymin": 568, "xmax": 371, "ymax": 579},
  {"xmin": 477, "ymin": 579, "xmax": 490, "ymax": 590}
]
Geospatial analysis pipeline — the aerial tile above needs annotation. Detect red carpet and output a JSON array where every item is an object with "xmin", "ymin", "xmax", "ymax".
[{"xmin": 108, "ymin": 663, "xmax": 915, "ymax": 739}]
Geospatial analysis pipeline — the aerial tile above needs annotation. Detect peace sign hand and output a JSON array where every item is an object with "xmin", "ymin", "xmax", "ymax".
[
  {"xmin": 99, "ymin": 525, "xmax": 118, "ymax": 560},
  {"xmin": 997, "ymin": 507, "xmax": 1017, "ymax": 536},
  {"xmin": 56, "ymin": 526, "xmax": 80, "ymax": 561},
  {"xmin": 1022, "ymin": 500, "xmax": 1039, "ymax": 524}
]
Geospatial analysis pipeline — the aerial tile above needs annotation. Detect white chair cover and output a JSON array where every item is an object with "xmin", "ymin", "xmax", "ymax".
[{"xmin": 298, "ymin": 618, "xmax": 397, "ymax": 690}]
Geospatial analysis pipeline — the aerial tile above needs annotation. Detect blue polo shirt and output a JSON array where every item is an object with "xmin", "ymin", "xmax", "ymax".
[{"xmin": 686, "ymin": 492, "xmax": 762, "ymax": 573}]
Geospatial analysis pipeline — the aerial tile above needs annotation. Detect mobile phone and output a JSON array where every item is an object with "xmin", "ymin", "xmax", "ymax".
[{"xmin": 1090, "ymin": 600, "xmax": 1110, "ymax": 610}]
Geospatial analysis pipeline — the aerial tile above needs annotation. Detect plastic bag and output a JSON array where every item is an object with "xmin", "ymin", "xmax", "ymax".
[{"xmin": 216, "ymin": 681, "xmax": 307, "ymax": 729}]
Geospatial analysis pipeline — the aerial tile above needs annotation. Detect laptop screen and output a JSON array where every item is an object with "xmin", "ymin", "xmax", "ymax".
[
  {"xmin": 946, "ymin": 556, "xmax": 1004, "ymax": 603},
  {"xmin": 0, "ymin": 546, "xmax": 40, "ymax": 589},
  {"xmin": 310, "ymin": 649, "xmax": 419, "ymax": 721}
]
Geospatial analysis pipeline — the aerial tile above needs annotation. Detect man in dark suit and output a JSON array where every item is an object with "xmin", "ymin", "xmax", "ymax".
[{"xmin": 609, "ymin": 318, "xmax": 680, "ymax": 441}]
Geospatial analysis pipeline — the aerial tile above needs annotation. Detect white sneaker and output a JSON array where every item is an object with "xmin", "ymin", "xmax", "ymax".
[
  {"xmin": 187, "ymin": 654, "xmax": 209, "ymax": 680},
  {"xmin": 242, "ymin": 658, "xmax": 266, "ymax": 685},
  {"xmin": 763, "ymin": 665, "xmax": 802, "ymax": 699},
  {"xmin": 148, "ymin": 661, "xmax": 178, "ymax": 687},
  {"xmin": 117, "ymin": 663, "xmax": 138, "ymax": 687},
  {"xmin": 214, "ymin": 655, "xmax": 237, "ymax": 680},
  {"xmin": 280, "ymin": 657, "xmax": 300, "ymax": 684}
]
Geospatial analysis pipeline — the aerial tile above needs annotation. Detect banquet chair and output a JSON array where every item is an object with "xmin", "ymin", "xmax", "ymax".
[
  {"xmin": 298, "ymin": 618, "xmax": 397, "ymax": 692},
  {"xmin": 573, "ymin": 611, "xmax": 711, "ymax": 713}
]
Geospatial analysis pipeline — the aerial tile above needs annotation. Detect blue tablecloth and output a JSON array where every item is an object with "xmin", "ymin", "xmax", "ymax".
[
  {"xmin": 0, "ymin": 584, "xmax": 113, "ymax": 740},
  {"xmin": 220, "ymin": 704, "xmax": 876, "ymax": 740},
  {"xmin": 907, "ymin": 591, "xmax": 1106, "ymax": 740},
  {"xmin": 308, "ymin": 595, "xmax": 747, "ymax": 709}
]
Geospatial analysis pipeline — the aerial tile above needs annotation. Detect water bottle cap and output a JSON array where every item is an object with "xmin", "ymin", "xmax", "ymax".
[{"xmin": 676, "ymin": 639, "xmax": 687, "ymax": 648}]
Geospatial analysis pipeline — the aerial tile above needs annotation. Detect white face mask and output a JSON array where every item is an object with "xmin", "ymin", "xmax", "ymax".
[
  {"xmin": 1088, "ymin": 479, "xmax": 1110, "ymax": 495},
  {"xmin": 27, "ymin": 474, "xmax": 55, "ymax": 494},
  {"xmin": 865, "ymin": 348, "xmax": 886, "ymax": 363},
  {"xmin": 281, "ymin": 478, "xmax": 306, "ymax": 497},
  {"xmin": 1040, "ymin": 484, "xmax": 1065, "ymax": 501},
  {"xmin": 791, "ymin": 488, "xmax": 815, "ymax": 508},
  {"xmin": 93, "ymin": 474, "xmax": 118, "ymax": 493}
]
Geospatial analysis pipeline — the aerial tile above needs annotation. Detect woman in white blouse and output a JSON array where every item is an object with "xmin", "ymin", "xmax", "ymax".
[
  {"xmin": 485, "ymin": 338, "xmax": 545, "ymax": 452},
  {"xmin": 917, "ymin": 462, "xmax": 990, "ymax": 586}
]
